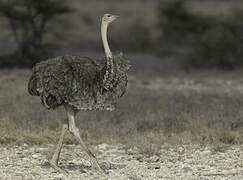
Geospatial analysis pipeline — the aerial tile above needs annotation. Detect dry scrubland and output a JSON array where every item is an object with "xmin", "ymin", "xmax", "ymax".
[
  {"xmin": 0, "ymin": 69, "xmax": 243, "ymax": 152},
  {"xmin": 1, "ymin": 0, "xmax": 243, "ymax": 54},
  {"xmin": 0, "ymin": 0, "xmax": 159, "ymax": 53},
  {"xmin": 1, "ymin": 0, "xmax": 243, "ymax": 149},
  {"xmin": 47, "ymin": 0, "xmax": 243, "ymax": 54},
  {"xmin": 1, "ymin": 1, "xmax": 243, "ymax": 178}
]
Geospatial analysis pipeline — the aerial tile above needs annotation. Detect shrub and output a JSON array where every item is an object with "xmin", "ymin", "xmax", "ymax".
[
  {"xmin": 157, "ymin": 0, "xmax": 209, "ymax": 46},
  {"xmin": 0, "ymin": 0, "xmax": 71, "ymax": 67},
  {"xmin": 188, "ymin": 21, "xmax": 243, "ymax": 69},
  {"xmin": 157, "ymin": 0, "xmax": 243, "ymax": 69}
]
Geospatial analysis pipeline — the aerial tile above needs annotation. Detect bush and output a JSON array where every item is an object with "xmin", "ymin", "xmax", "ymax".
[
  {"xmin": 188, "ymin": 21, "xmax": 243, "ymax": 69},
  {"xmin": 0, "ymin": 0, "xmax": 71, "ymax": 67},
  {"xmin": 157, "ymin": 0, "xmax": 209, "ymax": 46},
  {"xmin": 157, "ymin": 0, "xmax": 243, "ymax": 69}
]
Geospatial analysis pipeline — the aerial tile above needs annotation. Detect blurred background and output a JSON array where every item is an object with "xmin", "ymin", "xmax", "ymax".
[
  {"xmin": 0, "ymin": 0, "xmax": 243, "ymax": 150},
  {"xmin": 1, "ymin": 0, "xmax": 243, "ymax": 70}
]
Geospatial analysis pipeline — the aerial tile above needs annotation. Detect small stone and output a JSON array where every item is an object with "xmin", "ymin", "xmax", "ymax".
[
  {"xmin": 97, "ymin": 143, "xmax": 108, "ymax": 150},
  {"xmin": 147, "ymin": 164, "xmax": 160, "ymax": 170},
  {"xmin": 200, "ymin": 150, "xmax": 211, "ymax": 156},
  {"xmin": 182, "ymin": 166, "xmax": 193, "ymax": 173},
  {"xmin": 32, "ymin": 154, "xmax": 39, "ymax": 159},
  {"xmin": 23, "ymin": 144, "xmax": 28, "ymax": 147}
]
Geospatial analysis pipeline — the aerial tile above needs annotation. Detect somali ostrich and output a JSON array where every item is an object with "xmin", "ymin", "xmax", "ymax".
[{"xmin": 28, "ymin": 14, "xmax": 130, "ymax": 173}]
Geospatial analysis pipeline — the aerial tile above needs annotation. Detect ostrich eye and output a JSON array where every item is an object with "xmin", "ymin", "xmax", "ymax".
[{"xmin": 107, "ymin": 15, "xmax": 110, "ymax": 17}]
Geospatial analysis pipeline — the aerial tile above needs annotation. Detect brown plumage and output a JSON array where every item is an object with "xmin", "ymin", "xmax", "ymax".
[
  {"xmin": 28, "ymin": 54, "xmax": 130, "ymax": 111},
  {"xmin": 27, "ymin": 14, "xmax": 131, "ymax": 174}
]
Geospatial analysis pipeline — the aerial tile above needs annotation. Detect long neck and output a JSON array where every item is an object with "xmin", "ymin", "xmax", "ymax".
[
  {"xmin": 101, "ymin": 20, "xmax": 116, "ymax": 90},
  {"xmin": 101, "ymin": 21, "xmax": 112, "ymax": 59}
]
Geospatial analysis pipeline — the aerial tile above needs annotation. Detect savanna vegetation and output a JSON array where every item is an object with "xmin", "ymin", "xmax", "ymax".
[
  {"xmin": 1, "ymin": 69, "xmax": 243, "ymax": 153},
  {"xmin": 0, "ymin": 0, "xmax": 243, "ymax": 69},
  {"xmin": 0, "ymin": 0, "xmax": 243, "ymax": 150}
]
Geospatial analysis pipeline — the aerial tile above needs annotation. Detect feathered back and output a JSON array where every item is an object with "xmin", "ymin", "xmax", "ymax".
[
  {"xmin": 28, "ymin": 71, "xmax": 40, "ymax": 96},
  {"xmin": 28, "ymin": 54, "xmax": 130, "ymax": 110}
]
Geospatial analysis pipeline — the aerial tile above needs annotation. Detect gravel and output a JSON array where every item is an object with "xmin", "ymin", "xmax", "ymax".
[{"xmin": 0, "ymin": 143, "xmax": 243, "ymax": 179}]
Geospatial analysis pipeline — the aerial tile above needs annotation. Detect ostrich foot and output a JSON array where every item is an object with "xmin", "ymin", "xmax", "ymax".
[
  {"xmin": 49, "ymin": 160, "xmax": 68, "ymax": 174},
  {"xmin": 90, "ymin": 159, "xmax": 108, "ymax": 175}
]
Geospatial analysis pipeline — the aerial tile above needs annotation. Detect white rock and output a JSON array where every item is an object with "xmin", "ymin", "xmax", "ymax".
[{"xmin": 32, "ymin": 154, "xmax": 40, "ymax": 159}]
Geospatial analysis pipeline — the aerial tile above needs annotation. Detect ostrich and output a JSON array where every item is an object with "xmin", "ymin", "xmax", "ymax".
[{"xmin": 28, "ymin": 14, "xmax": 130, "ymax": 173}]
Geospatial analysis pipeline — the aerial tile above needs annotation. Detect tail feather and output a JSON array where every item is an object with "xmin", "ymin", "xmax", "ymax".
[{"xmin": 28, "ymin": 72, "xmax": 40, "ymax": 96}]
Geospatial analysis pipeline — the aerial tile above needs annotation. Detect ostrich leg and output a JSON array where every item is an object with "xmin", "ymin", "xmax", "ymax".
[
  {"xmin": 65, "ymin": 105, "xmax": 103, "ymax": 172},
  {"xmin": 49, "ymin": 123, "xmax": 68, "ymax": 174}
]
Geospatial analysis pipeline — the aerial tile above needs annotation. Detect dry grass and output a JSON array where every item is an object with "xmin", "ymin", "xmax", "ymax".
[
  {"xmin": 1, "ymin": 69, "xmax": 243, "ymax": 153},
  {"xmin": 1, "ymin": 1, "xmax": 243, "ymax": 151}
]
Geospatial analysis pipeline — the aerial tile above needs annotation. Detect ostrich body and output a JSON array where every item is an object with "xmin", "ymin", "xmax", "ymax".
[{"xmin": 28, "ymin": 14, "xmax": 130, "ymax": 173}]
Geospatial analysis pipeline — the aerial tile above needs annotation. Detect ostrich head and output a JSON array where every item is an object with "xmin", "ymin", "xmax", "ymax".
[{"xmin": 102, "ymin": 14, "xmax": 119, "ymax": 24}]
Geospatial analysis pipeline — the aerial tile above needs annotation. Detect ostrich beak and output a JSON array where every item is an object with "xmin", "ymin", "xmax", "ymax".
[
  {"xmin": 110, "ymin": 15, "xmax": 119, "ymax": 23},
  {"xmin": 112, "ymin": 15, "xmax": 119, "ymax": 21}
]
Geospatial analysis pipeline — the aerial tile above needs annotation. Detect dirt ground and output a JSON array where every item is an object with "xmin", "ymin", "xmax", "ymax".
[{"xmin": 1, "ymin": 143, "xmax": 243, "ymax": 180}]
